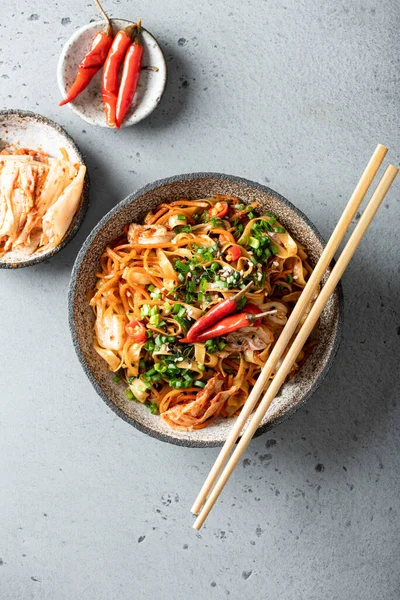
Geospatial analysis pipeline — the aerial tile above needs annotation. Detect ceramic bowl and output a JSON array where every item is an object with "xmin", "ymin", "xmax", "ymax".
[
  {"xmin": 57, "ymin": 19, "xmax": 167, "ymax": 128},
  {"xmin": 69, "ymin": 173, "xmax": 343, "ymax": 447},
  {"xmin": 0, "ymin": 109, "xmax": 89, "ymax": 269}
]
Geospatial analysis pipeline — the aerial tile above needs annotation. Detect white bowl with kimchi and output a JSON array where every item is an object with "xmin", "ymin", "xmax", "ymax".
[
  {"xmin": 69, "ymin": 173, "xmax": 343, "ymax": 447},
  {"xmin": 0, "ymin": 110, "xmax": 89, "ymax": 268}
]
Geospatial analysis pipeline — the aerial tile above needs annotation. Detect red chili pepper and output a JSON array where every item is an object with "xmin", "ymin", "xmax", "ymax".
[
  {"xmin": 59, "ymin": 26, "xmax": 113, "ymax": 106},
  {"xmin": 243, "ymin": 302, "xmax": 263, "ymax": 326},
  {"xmin": 125, "ymin": 319, "xmax": 147, "ymax": 342},
  {"xmin": 182, "ymin": 282, "xmax": 252, "ymax": 343},
  {"xmin": 225, "ymin": 244, "xmax": 242, "ymax": 262},
  {"xmin": 208, "ymin": 201, "xmax": 229, "ymax": 219},
  {"xmin": 115, "ymin": 20, "xmax": 144, "ymax": 129},
  {"xmin": 102, "ymin": 22, "xmax": 137, "ymax": 127},
  {"xmin": 182, "ymin": 310, "xmax": 271, "ymax": 342}
]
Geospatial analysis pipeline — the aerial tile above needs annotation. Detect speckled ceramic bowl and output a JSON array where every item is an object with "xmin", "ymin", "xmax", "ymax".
[
  {"xmin": 57, "ymin": 19, "xmax": 167, "ymax": 128},
  {"xmin": 69, "ymin": 173, "xmax": 343, "ymax": 447},
  {"xmin": 0, "ymin": 109, "xmax": 89, "ymax": 269}
]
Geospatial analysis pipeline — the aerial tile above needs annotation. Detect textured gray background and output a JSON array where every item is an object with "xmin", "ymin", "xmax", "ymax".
[{"xmin": 0, "ymin": 1, "xmax": 399, "ymax": 599}]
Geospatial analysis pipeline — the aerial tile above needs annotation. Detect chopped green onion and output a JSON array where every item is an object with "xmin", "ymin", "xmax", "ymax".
[
  {"xmin": 270, "ymin": 243, "xmax": 279, "ymax": 255},
  {"xmin": 140, "ymin": 304, "xmax": 151, "ymax": 317},
  {"xmin": 175, "ymin": 259, "xmax": 190, "ymax": 273},
  {"xmin": 188, "ymin": 280, "xmax": 196, "ymax": 292},
  {"xmin": 234, "ymin": 204, "xmax": 245, "ymax": 210},
  {"xmin": 150, "ymin": 305, "xmax": 158, "ymax": 316},
  {"xmin": 148, "ymin": 284, "xmax": 156, "ymax": 292},
  {"xmin": 237, "ymin": 296, "xmax": 247, "ymax": 310},
  {"xmin": 205, "ymin": 338, "xmax": 219, "ymax": 353},
  {"xmin": 200, "ymin": 278, "xmax": 208, "ymax": 292},
  {"xmin": 197, "ymin": 363, "xmax": 206, "ymax": 371},
  {"xmin": 194, "ymin": 380, "xmax": 206, "ymax": 388},
  {"xmin": 217, "ymin": 281, "xmax": 229, "ymax": 289},
  {"xmin": 286, "ymin": 273, "xmax": 293, "ymax": 283},
  {"xmin": 112, "ymin": 375, "xmax": 121, "ymax": 383},
  {"xmin": 172, "ymin": 303, "xmax": 181, "ymax": 314},
  {"xmin": 164, "ymin": 302, "xmax": 172, "ymax": 312},
  {"xmin": 250, "ymin": 255, "xmax": 258, "ymax": 265},
  {"xmin": 149, "ymin": 314, "xmax": 161, "ymax": 326},
  {"xmin": 268, "ymin": 216, "xmax": 276, "ymax": 226},
  {"xmin": 144, "ymin": 340, "xmax": 155, "ymax": 352},
  {"xmin": 175, "ymin": 315, "xmax": 190, "ymax": 331},
  {"xmin": 218, "ymin": 342, "xmax": 227, "ymax": 351},
  {"xmin": 125, "ymin": 388, "xmax": 135, "ymax": 400},
  {"xmin": 146, "ymin": 402, "xmax": 158, "ymax": 414},
  {"xmin": 178, "ymin": 273, "xmax": 185, "ymax": 282},
  {"xmin": 177, "ymin": 214, "xmax": 187, "ymax": 220},
  {"xmin": 274, "ymin": 226, "xmax": 286, "ymax": 233},
  {"xmin": 247, "ymin": 212, "xmax": 255, "ymax": 219},
  {"xmin": 177, "ymin": 306, "xmax": 186, "ymax": 318},
  {"xmin": 248, "ymin": 237, "xmax": 260, "ymax": 249}
]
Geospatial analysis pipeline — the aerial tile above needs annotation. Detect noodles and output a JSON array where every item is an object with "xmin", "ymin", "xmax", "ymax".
[{"xmin": 90, "ymin": 195, "xmax": 318, "ymax": 431}]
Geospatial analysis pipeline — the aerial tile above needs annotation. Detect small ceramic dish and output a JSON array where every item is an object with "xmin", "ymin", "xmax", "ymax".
[
  {"xmin": 0, "ymin": 109, "xmax": 89, "ymax": 269},
  {"xmin": 69, "ymin": 173, "xmax": 343, "ymax": 447},
  {"xmin": 57, "ymin": 19, "xmax": 167, "ymax": 128}
]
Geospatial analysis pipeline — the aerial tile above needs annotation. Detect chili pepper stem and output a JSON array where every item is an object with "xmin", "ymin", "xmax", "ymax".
[
  {"xmin": 94, "ymin": 0, "xmax": 112, "ymax": 35},
  {"xmin": 125, "ymin": 23, "xmax": 138, "ymax": 38},
  {"xmin": 246, "ymin": 310, "xmax": 277, "ymax": 324}
]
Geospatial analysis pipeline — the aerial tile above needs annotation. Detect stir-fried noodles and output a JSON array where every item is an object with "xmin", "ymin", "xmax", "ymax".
[{"xmin": 90, "ymin": 196, "xmax": 318, "ymax": 431}]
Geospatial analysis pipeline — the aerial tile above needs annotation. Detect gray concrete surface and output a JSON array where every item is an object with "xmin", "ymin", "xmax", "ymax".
[{"xmin": 1, "ymin": 1, "xmax": 399, "ymax": 598}]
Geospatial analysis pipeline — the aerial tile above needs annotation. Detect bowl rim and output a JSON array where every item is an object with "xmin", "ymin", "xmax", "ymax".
[
  {"xmin": 68, "ymin": 172, "xmax": 344, "ymax": 447},
  {"xmin": 57, "ymin": 18, "xmax": 168, "ymax": 128},
  {"xmin": 0, "ymin": 108, "xmax": 90, "ymax": 269}
]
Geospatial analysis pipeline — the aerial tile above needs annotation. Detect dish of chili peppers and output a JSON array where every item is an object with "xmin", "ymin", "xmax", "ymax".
[
  {"xmin": 57, "ymin": 17, "xmax": 167, "ymax": 128},
  {"xmin": 89, "ymin": 195, "xmax": 320, "ymax": 431}
]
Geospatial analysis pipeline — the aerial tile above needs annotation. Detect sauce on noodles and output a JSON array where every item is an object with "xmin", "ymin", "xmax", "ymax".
[{"xmin": 90, "ymin": 195, "xmax": 318, "ymax": 431}]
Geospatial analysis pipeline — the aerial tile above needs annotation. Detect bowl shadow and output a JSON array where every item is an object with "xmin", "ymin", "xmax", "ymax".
[
  {"xmin": 244, "ymin": 258, "xmax": 400, "ymax": 476},
  {"xmin": 134, "ymin": 44, "xmax": 193, "ymax": 132}
]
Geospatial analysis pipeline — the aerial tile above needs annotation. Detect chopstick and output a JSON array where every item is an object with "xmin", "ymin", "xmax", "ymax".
[
  {"xmin": 192, "ymin": 161, "xmax": 398, "ymax": 530},
  {"xmin": 191, "ymin": 144, "xmax": 388, "ymax": 517}
]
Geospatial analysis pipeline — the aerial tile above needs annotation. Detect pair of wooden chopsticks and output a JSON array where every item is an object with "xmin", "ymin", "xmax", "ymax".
[{"xmin": 191, "ymin": 144, "xmax": 398, "ymax": 530}]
